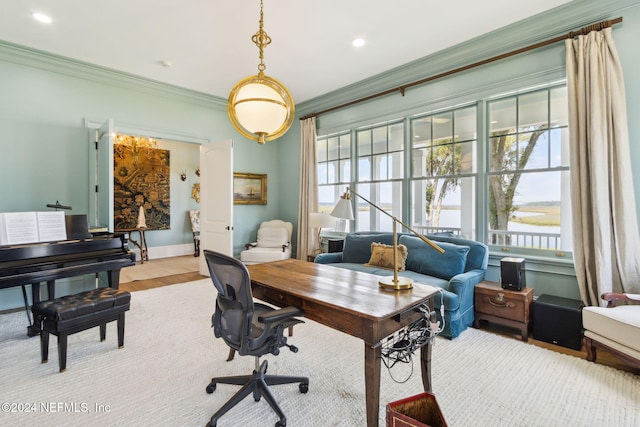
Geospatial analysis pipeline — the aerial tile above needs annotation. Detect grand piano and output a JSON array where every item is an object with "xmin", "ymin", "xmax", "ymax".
[{"xmin": 0, "ymin": 233, "xmax": 135, "ymax": 336}]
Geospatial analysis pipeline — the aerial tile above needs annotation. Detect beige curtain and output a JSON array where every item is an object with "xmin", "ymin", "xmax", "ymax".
[
  {"xmin": 566, "ymin": 27, "xmax": 640, "ymax": 306},
  {"xmin": 296, "ymin": 117, "xmax": 319, "ymax": 259}
]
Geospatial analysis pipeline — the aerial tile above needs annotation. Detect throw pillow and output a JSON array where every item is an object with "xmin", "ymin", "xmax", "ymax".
[
  {"xmin": 342, "ymin": 233, "xmax": 395, "ymax": 264},
  {"xmin": 365, "ymin": 242, "xmax": 408, "ymax": 271},
  {"xmin": 399, "ymin": 235, "xmax": 470, "ymax": 280}
]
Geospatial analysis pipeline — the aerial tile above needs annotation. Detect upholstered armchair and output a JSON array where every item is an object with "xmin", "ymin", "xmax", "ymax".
[
  {"xmin": 240, "ymin": 220, "xmax": 292, "ymax": 265},
  {"xmin": 583, "ymin": 293, "xmax": 640, "ymax": 370},
  {"xmin": 189, "ymin": 210, "xmax": 200, "ymax": 257}
]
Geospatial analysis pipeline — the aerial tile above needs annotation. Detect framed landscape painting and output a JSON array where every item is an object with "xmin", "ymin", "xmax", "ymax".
[{"xmin": 233, "ymin": 173, "xmax": 267, "ymax": 205}]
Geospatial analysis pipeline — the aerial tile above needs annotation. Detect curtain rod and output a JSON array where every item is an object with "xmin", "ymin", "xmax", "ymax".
[{"xmin": 300, "ymin": 17, "xmax": 623, "ymax": 121}]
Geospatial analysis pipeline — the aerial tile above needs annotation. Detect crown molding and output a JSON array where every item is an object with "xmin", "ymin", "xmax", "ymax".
[
  {"xmin": 0, "ymin": 40, "xmax": 227, "ymax": 111},
  {"xmin": 297, "ymin": 0, "xmax": 639, "ymax": 117}
]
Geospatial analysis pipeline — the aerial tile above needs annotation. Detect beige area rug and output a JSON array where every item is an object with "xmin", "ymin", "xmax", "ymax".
[
  {"xmin": 119, "ymin": 255, "xmax": 199, "ymax": 283},
  {"xmin": 0, "ymin": 279, "xmax": 638, "ymax": 427}
]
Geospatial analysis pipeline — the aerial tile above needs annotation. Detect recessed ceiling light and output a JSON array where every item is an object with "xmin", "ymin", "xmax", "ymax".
[
  {"xmin": 352, "ymin": 38, "xmax": 366, "ymax": 48},
  {"xmin": 32, "ymin": 12, "xmax": 52, "ymax": 24}
]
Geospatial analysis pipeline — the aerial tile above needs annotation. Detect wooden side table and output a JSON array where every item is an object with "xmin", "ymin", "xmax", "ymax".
[
  {"xmin": 474, "ymin": 280, "xmax": 533, "ymax": 341},
  {"xmin": 116, "ymin": 227, "xmax": 149, "ymax": 264}
]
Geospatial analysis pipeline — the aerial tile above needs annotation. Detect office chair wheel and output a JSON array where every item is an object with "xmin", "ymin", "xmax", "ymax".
[
  {"xmin": 299, "ymin": 382, "xmax": 309, "ymax": 393},
  {"xmin": 205, "ymin": 383, "xmax": 216, "ymax": 394},
  {"xmin": 275, "ymin": 419, "xmax": 286, "ymax": 427}
]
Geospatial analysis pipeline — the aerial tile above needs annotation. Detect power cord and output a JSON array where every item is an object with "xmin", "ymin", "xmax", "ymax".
[{"xmin": 381, "ymin": 287, "xmax": 445, "ymax": 383}]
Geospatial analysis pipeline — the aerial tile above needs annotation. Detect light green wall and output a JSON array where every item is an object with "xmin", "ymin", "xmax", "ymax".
[
  {"xmin": 0, "ymin": 43, "xmax": 285, "ymax": 310},
  {"xmin": 279, "ymin": 0, "xmax": 640, "ymax": 300},
  {"xmin": 1, "ymin": 0, "xmax": 639, "ymax": 310}
]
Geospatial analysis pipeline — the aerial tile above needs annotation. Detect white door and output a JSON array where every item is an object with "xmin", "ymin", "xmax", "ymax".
[
  {"xmin": 88, "ymin": 119, "xmax": 114, "ymax": 232},
  {"xmin": 199, "ymin": 140, "xmax": 233, "ymax": 275}
]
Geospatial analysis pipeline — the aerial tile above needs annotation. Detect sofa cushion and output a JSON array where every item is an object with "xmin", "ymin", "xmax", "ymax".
[
  {"xmin": 342, "ymin": 233, "xmax": 395, "ymax": 264},
  {"xmin": 366, "ymin": 242, "xmax": 407, "ymax": 271},
  {"xmin": 583, "ymin": 305, "xmax": 640, "ymax": 353},
  {"xmin": 399, "ymin": 235, "xmax": 470, "ymax": 280}
]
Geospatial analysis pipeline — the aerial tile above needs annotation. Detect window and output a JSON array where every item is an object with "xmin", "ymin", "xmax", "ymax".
[
  {"xmin": 315, "ymin": 82, "xmax": 570, "ymax": 257},
  {"xmin": 317, "ymin": 132, "xmax": 351, "ymax": 229},
  {"xmin": 486, "ymin": 85, "xmax": 571, "ymax": 252},
  {"xmin": 410, "ymin": 106, "xmax": 477, "ymax": 238},
  {"xmin": 355, "ymin": 122, "xmax": 404, "ymax": 232}
]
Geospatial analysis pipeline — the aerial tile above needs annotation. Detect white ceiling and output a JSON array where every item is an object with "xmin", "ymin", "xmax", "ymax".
[{"xmin": 0, "ymin": 0, "xmax": 572, "ymax": 104}]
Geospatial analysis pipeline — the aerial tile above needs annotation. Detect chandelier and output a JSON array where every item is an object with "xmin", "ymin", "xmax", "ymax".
[
  {"xmin": 114, "ymin": 134, "xmax": 157, "ymax": 151},
  {"xmin": 227, "ymin": 0, "xmax": 295, "ymax": 144},
  {"xmin": 113, "ymin": 134, "xmax": 158, "ymax": 164}
]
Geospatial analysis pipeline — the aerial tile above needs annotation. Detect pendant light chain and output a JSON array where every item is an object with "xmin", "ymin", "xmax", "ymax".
[{"xmin": 252, "ymin": 0, "xmax": 271, "ymax": 77}]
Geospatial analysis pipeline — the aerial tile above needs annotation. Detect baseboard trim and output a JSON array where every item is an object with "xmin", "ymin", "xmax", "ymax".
[{"xmin": 130, "ymin": 244, "xmax": 194, "ymax": 261}]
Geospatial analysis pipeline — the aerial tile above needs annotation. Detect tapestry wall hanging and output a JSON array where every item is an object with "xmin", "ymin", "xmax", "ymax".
[{"xmin": 114, "ymin": 145, "xmax": 171, "ymax": 230}]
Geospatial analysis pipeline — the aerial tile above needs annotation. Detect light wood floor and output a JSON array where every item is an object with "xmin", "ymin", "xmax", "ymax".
[
  {"xmin": 120, "ymin": 256, "xmax": 639, "ymax": 376},
  {"xmin": 120, "ymin": 270, "xmax": 205, "ymax": 292}
]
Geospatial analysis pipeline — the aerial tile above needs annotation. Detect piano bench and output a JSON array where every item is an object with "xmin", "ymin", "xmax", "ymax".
[{"xmin": 31, "ymin": 288, "xmax": 131, "ymax": 372}]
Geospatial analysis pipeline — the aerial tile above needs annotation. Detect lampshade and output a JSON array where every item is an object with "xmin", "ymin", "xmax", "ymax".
[
  {"xmin": 227, "ymin": 0, "xmax": 294, "ymax": 145},
  {"xmin": 330, "ymin": 197, "xmax": 354, "ymax": 220},
  {"xmin": 309, "ymin": 212, "xmax": 336, "ymax": 229}
]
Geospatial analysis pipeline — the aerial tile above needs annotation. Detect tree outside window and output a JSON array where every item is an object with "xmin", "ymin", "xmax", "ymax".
[
  {"xmin": 410, "ymin": 106, "xmax": 477, "ymax": 238},
  {"xmin": 487, "ymin": 86, "xmax": 571, "ymax": 252}
]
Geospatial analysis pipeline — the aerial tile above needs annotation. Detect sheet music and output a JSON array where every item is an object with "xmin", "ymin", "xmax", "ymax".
[
  {"xmin": 0, "ymin": 211, "xmax": 67, "ymax": 245},
  {"xmin": 0, "ymin": 212, "xmax": 39, "ymax": 245},
  {"xmin": 37, "ymin": 211, "xmax": 67, "ymax": 242}
]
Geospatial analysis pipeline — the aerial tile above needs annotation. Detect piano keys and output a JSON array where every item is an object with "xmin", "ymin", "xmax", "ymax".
[{"xmin": 0, "ymin": 234, "xmax": 135, "ymax": 336}]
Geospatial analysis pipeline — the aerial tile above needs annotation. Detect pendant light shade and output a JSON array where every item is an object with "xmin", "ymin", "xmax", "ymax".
[{"xmin": 228, "ymin": 75, "xmax": 294, "ymax": 144}]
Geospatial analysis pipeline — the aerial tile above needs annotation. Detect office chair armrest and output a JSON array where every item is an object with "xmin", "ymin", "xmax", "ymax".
[{"xmin": 258, "ymin": 306, "xmax": 304, "ymax": 324}]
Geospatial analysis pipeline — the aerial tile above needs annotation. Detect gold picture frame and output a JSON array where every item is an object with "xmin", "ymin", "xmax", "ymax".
[{"xmin": 233, "ymin": 173, "xmax": 267, "ymax": 205}]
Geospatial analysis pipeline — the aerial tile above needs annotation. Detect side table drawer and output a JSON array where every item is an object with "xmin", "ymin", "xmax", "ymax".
[{"xmin": 475, "ymin": 283, "xmax": 533, "ymax": 323}]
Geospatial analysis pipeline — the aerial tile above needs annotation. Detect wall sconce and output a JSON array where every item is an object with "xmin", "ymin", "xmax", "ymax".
[{"xmin": 180, "ymin": 170, "xmax": 187, "ymax": 181}]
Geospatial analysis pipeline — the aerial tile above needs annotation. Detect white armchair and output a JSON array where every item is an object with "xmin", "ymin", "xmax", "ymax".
[
  {"xmin": 240, "ymin": 220, "xmax": 292, "ymax": 265},
  {"xmin": 583, "ymin": 293, "xmax": 640, "ymax": 370}
]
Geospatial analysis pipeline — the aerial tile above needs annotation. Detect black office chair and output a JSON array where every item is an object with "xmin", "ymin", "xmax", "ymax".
[{"xmin": 203, "ymin": 250, "xmax": 309, "ymax": 427}]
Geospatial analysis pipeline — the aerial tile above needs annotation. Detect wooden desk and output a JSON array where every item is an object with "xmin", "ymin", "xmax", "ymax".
[
  {"xmin": 247, "ymin": 259, "xmax": 438, "ymax": 427},
  {"xmin": 115, "ymin": 228, "xmax": 149, "ymax": 264}
]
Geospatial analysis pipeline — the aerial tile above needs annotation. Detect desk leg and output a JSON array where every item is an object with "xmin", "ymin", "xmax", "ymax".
[
  {"xmin": 364, "ymin": 342, "xmax": 381, "ymax": 427},
  {"xmin": 420, "ymin": 339, "xmax": 433, "ymax": 392}
]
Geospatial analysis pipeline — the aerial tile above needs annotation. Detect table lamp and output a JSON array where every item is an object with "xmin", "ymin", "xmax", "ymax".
[
  {"xmin": 309, "ymin": 212, "xmax": 335, "ymax": 254},
  {"xmin": 332, "ymin": 187, "xmax": 445, "ymax": 291}
]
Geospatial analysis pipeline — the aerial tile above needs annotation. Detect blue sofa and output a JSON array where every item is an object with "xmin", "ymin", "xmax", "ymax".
[{"xmin": 314, "ymin": 232, "xmax": 488, "ymax": 339}]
